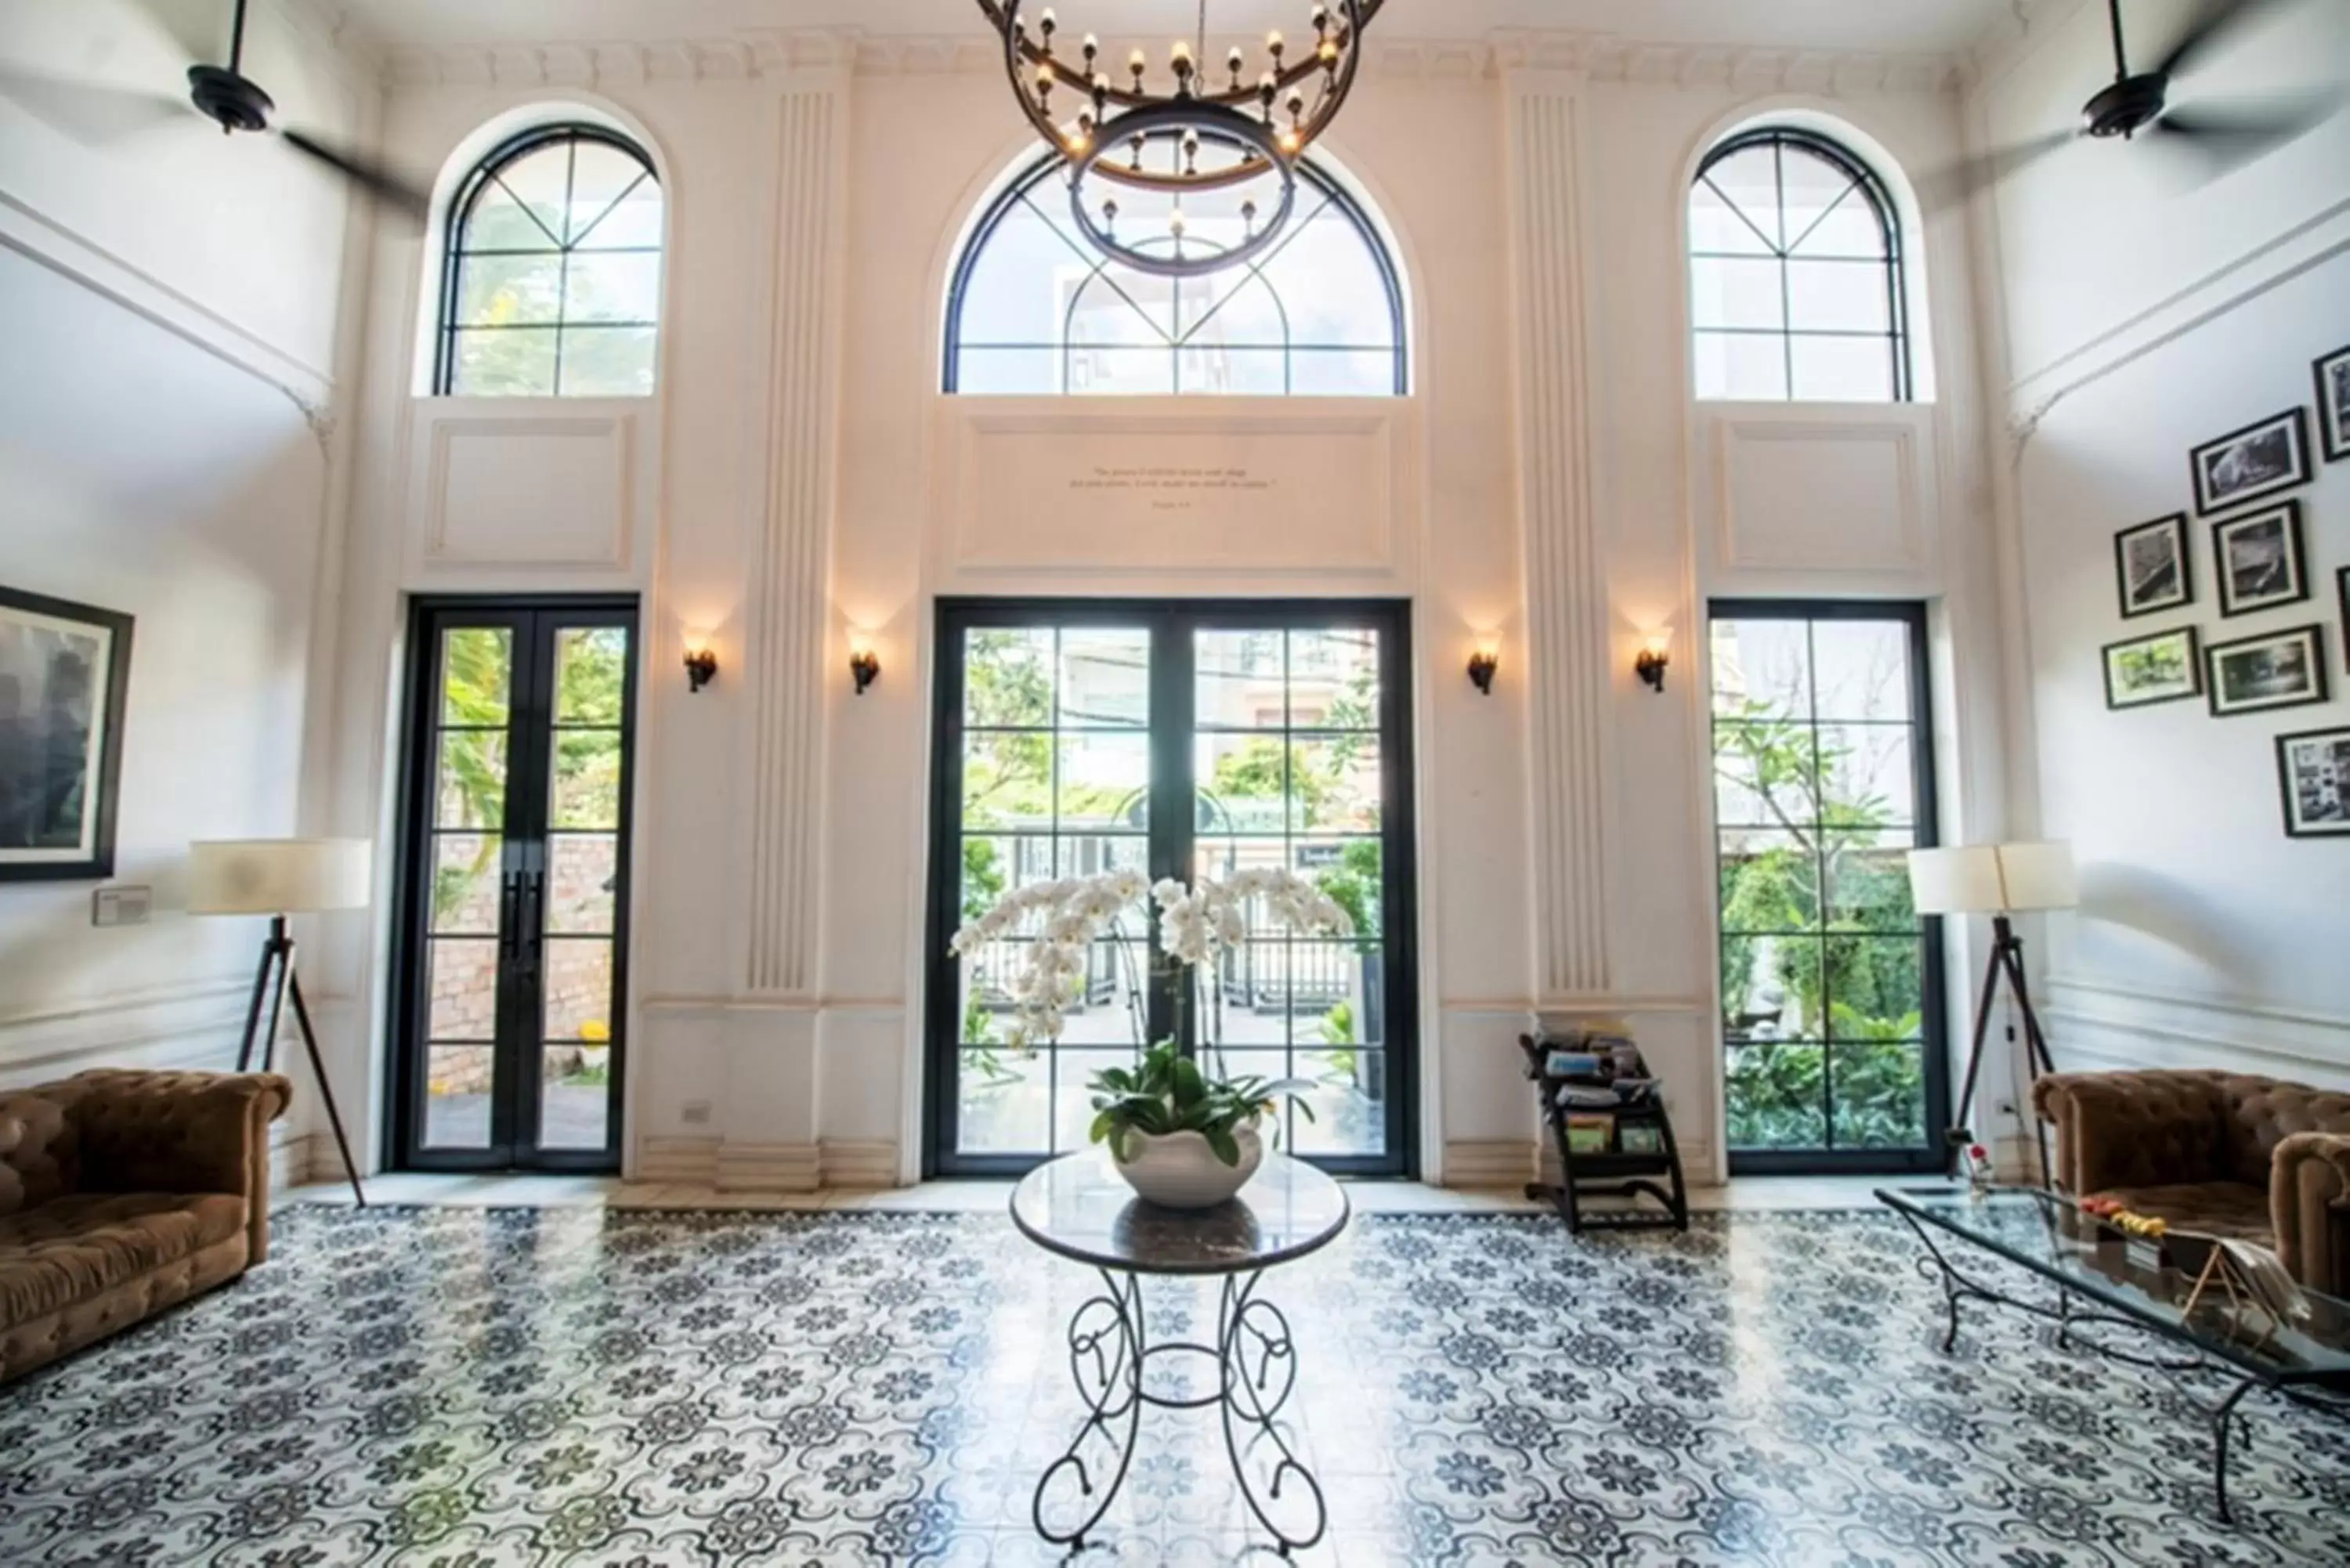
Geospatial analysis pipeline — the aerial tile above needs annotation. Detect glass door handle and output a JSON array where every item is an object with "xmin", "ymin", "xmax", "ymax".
[
  {"xmin": 499, "ymin": 873, "xmax": 522, "ymax": 962},
  {"xmin": 518, "ymin": 870, "xmax": 546, "ymax": 974}
]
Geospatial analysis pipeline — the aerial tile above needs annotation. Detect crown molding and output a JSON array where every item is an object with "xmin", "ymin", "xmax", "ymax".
[
  {"xmin": 1965, "ymin": 0, "xmax": 2092, "ymax": 91},
  {"xmin": 381, "ymin": 26, "xmax": 1962, "ymax": 98}
]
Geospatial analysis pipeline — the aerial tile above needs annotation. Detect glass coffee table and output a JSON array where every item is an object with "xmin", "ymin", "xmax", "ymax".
[{"xmin": 1878, "ymin": 1183, "xmax": 2350, "ymax": 1521}]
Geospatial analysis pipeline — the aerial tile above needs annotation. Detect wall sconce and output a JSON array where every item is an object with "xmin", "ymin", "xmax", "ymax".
[
  {"xmin": 1466, "ymin": 642, "xmax": 1499, "ymax": 697},
  {"xmin": 848, "ymin": 639, "xmax": 881, "ymax": 696},
  {"xmin": 1634, "ymin": 630, "xmax": 1672, "ymax": 694},
  {"xmin": 683, "ymin": 644, "xmax": 719, "ymax": 693}
]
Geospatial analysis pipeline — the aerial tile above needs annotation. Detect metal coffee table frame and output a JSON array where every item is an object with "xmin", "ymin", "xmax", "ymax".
[
  {"xmin": 1879, "ymin": 1185, "xmax": 2350, "ymax": 1523},
  {"xmin": 1011, "ymin": 1157, "xmax": 1350, "ymax": 1557}
]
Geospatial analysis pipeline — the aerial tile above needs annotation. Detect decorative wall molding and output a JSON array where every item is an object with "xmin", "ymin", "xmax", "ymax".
[
  {"xmin": 0, "ymin": 977, "xmax": 254, "ymax": 1085},
  {"xmin": 2043, "ymin": 974, "xmax": 2350, "ymax": 1089},
  {"xmin": 635, "ymin": 1135, "xmax": 721, "ymax": 1185},
  {"xmin": 744, "ymin": 80, "xmax": 851, "ymax": 998},
  {"xmin": 421, "ymin": 413, "xmax": 634, "ymax": 569},
  {"xmin": 2004, "ymin": 197, "xmax": 2350, "ymax": 425},
  {"xmin": 1442, "ymin": 1139, "xmax": 1538, "ymax": 1190},
  {"xmin": 381, "ymin": 29, "xmax": 1964, "ymax": 97},
  {"xmin": 1712, "ymin": 410, "xmax": 1933, "ymax": 576},
  {"xmin": 716, "ymin": 1140, "xmax": 822, "ymax": 1193},
  {"xmin": 935, "ymin": 403, "xmax": 1405, "ymax": 580},
  {"xmin": 0, "ymin": 192, "xmax": 334, "ymax": 419},
  {"xmin": 627, "ymin": 1136, "xmax": 898, "ymax": 1190},
  {"xmin": 819, "ymin": 1140, "xmax": 900, "ymax": 1190},
  {"xmin": 1502, "ymin": 78, "xmax": 1612, "ymax": 999}
]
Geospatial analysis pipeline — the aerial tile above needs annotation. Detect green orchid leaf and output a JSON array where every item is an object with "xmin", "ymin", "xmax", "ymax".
[{"xmin": 1204, "ymin": 1125, "xmax": 1242, "ymax": 1166}]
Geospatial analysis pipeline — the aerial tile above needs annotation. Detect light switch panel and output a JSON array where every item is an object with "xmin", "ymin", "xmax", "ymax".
[{"xmin": 92, "ymin": 886, "xmax": 153, "ymax": 927}]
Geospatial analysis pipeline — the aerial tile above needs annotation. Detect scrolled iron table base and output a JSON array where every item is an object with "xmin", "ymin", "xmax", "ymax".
[{"xmin": 1032, "ymin": 1266, "xmax": 1326, "ymax": 1555}]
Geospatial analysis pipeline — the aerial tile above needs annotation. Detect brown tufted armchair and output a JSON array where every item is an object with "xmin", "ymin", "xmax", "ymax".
[
  {"xmin": 0, "ymin": 1068, "xmax": 291, "ymax": 1383},
  {"xmin": 2033, "ymin": 1070, "xmax": 2350, "ymax": 1298}
]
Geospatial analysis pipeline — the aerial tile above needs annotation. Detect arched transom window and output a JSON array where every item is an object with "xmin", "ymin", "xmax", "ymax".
[
  {"xmin": 1688, "ymin": 128, "xmax": 1911, "ymax": 403},
  {"xmin": 436, "ymin": 125, "xmax": 665, "ymax": 397},
  {"xmin": 945, "ymin": 150, "xmax": 1406, "ymax": 396}
]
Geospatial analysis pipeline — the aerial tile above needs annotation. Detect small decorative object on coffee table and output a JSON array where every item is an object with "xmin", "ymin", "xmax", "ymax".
[
  {"xmin": 1011, "ymin": 1150, "xmax": 1349, "ymax": 1555},
  {"xmin": 1879, "ymin": 1183, "xmax": 2350, "ymax": 1523},
  {"xmin": 1518, "ymin": 1026, "xmax": 1687, "ymax": 1233}
]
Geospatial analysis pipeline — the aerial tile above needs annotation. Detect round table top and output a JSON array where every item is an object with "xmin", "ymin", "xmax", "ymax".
[{"xmin": 1010, "ymin": 1151, "xmax": 1351, "ymax": 1277}]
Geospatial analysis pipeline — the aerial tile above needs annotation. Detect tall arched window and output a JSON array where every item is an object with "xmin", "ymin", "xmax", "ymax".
[
  {"xmin": 436, "ymin": 125, "xmax": 665, "ymax": 397},
  {"xmin": 945, "ymin": 150, "xmax": 1406, "ymax": 396},
  {"xmin": 1689, "ymin": 128, "xmax": 1910, "ymax": 403}
]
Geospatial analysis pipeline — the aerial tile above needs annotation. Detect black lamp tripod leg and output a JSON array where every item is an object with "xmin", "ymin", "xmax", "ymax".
[
  {"xmin": 285, "ymin": 963, "xmax": 367, "ymax": 1208},
  {"xmin": 1999, "ymin": 938, "xmax": 2057, "ymax": 1186},
  {"xmin": 1949, "ymin": 930, "xmax": 2006, "ymax": 1170},
  {"xmin": 234, "ymin": 934, "xmax": 277, "ymax": 1075}
]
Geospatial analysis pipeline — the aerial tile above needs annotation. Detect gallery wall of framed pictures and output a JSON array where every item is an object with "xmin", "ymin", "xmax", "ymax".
[{"xmin": 2102, "ymin": 341, "xmax": 2349, "ymax": 840}]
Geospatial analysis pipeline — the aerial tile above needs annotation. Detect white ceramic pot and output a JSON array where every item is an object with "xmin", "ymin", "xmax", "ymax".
[{"xmin": 1111, "ymin": 1123, "xmax": 1264, "ymax": 1209}]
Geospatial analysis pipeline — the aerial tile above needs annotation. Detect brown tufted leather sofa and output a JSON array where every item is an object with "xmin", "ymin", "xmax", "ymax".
[
  {"xmin": 0, "ymin": 1068, "xmax": 291, "ymax": 1383},
  {"xmin": 2033, "ymin": 1069, "xmax": 2350, "ymax": 1298}
]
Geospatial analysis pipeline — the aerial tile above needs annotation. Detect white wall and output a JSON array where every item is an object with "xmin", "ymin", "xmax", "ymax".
[
  {"xmin": 1972, "ymin": 0, "xmax": 2350, "ymax": 1092},
  {"xmin": 321, "ymin": 27, "xmax": 1994, "ymax": 1189},
  {"xmin": 0, "ymin": 1, "xmax": 374, "ymax": 1171}
]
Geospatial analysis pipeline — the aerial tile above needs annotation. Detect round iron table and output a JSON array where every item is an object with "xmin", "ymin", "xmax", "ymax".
[{"xmin": 1009, "ymin": 1150, "xmax": 1350, "ymax": 1556}]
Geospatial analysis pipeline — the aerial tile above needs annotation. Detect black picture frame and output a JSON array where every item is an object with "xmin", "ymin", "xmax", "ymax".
[
  {"xmin": 2211, "ymin": 499, "xmax": 2308, "ymax": 618},
  {"xmin": 2102, "ymin": 625, "xmax": 2201, "ymax": 710},
  {"xmin": 2190, "ymin": 406, "xmax": 2310, "ymax": 517},
  {"xmin": 2275, "ymin": 724, "xmax": 2350, "ymax": 839},
  {"xmin": 2114, "ymin": 512, "xmax": 2193, "ymax": 619},
  {"xmin": 0, "ymin": 586, "xmax": 133, "ymax": 882},
  {"xmin": 2315, "ymin": 344, "xmax": 2350, "ymax": 464},
  {"xmin": 2338, "ymin": 567, "xmax": 2349, "ymax": 674},
  {"xmin": 2205, "ymin": 623, "xmax": 2328, "ymax": 718}
]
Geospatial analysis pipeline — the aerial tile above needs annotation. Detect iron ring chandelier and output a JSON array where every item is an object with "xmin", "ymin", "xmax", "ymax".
[{"xmin": 977, "ymin": 0, "xmax": 1383, "ymax": 278}]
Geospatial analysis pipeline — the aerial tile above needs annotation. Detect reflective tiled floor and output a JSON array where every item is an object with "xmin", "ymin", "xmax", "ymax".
[{"xmin": 5, "ymin": 1201, "xmax": 2346, "ymax": 1566}]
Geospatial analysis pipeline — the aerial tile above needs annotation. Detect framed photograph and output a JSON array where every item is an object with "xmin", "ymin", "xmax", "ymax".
[
  {"xmin": 0, "ymin": 586, "xmax": 134, "ymax": 881},
  {"xmin": 2114, "ymin": 512, "xmax": 2193, "ymax": 618},
  {"xmin": 2205, "ymin": 623, "xmax": 2328, "ymax": 718},
  {"xmin": 2102, "ymin": 626, "xmax": 2201, "ymax": 710},
  {"xmin": 2190, "ymin": 407, "xmax": 2310, "ymax": 516},
  {"xmin": 2276, "ymin": 725, "xmax": 2350, "ymax": 838},
  {"xmin": 2316, "ymin": 344, "xmax": 2350, "ymax": 463},
  {"xmin": 2211, "ymin": 500, "xmax": 2308, "ymax": 617}
]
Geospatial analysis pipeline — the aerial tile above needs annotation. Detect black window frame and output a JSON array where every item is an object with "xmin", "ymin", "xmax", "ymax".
[
  {"xmin": 1708, "ymin": 598, "xmax": 1949, "ymax": 1175},
  {"xmin": 1690, "ymin": 127, "xmax": 1914, "ymax": 404},
  {"xmin": 433, "ymin": 124, "xmax": 663, "ymax": 398},
  {"xmin": 942, "ymin": 148, "xmax": 1408, "ymax": 396},
  {"xmin": 924, "ymin": 598, "xmax": 1420, "ymax": 1180}
]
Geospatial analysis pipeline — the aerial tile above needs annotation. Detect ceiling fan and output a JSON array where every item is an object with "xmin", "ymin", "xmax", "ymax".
[
  {"xmin": 0, "ymin": 0, "xmax": 428, "ymax": 220},
  {"xmin": 1922, "ymin": 0, "xmax": 2340, "ymax": 207}
]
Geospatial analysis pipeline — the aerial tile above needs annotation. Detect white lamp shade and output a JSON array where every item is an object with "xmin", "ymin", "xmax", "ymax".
[
  {"xmin": 1995, "ymin": 841, "xmax": 2079, "ymax": 912},
  {"xmin": 188, "ymin": 839, "xmax": 373, "ymax": 915},
  {"xmin": 1907, "ymin": 841, "xmax": 2078, "ymax": 915},
  {"xmin": 1907, "ymin": 847, "xmax": 2004, "ymax": 916}
]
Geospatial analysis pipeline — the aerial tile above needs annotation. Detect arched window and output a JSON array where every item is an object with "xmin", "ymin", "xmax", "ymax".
[
  {"xmin": 1689, "ymin": 128, "xmax": 1910, "ymax": 403},
  {"xmin": 436, "ymin": 125, "xmax": 664, "ymax": 397},
  {"xmin": 945, "ymin": 150, "xmax": 1406, "ymax": 396}
]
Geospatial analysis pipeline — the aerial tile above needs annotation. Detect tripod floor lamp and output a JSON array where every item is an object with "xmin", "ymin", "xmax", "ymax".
[
  {"xmin": 1907, "ymin": 841, "xmax": 2079, "ymax": 1184},
  {"xmin": 190, "ymin": 839, "xmax": 371, "ymax": 1205}
]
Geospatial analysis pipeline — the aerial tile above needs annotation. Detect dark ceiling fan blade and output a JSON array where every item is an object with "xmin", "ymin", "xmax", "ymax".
[
  {"xmin": 2156, "ymin": 0, "xmax": 2297, "ymax": 80},
  {"xmin": 280, "ymin": 129, "xmax": 432, "ymax": 222},
  {"xmin": 1914, "ymin": 129, "xmax": 2077, "ymax": 210},
  {"xmin": 0, "ymin": 63, "xmax": 191, "ymax": 145},
  {"xmin": 2153, "ymin": 90, "xmax": 2343, "ymax": 173}
]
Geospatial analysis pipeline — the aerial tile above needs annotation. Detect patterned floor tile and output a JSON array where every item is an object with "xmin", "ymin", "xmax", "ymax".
[{"xmin": 2, "ymin": 1205, "xmax": 2347, "ymax": 1566}]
